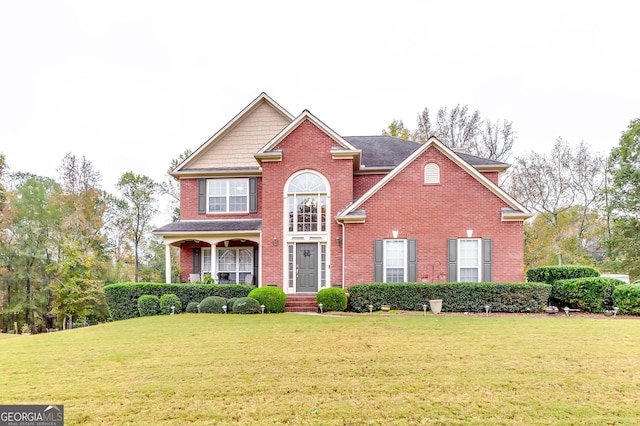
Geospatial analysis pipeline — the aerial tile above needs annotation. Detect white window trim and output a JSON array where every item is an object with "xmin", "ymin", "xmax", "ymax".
[
  {"xmin": 203, "ymin": 246, "xmax": 254, "ymax": 283},
  {"xmin": 457, "ymin": 238, "xmax": 482, "ymax": 283},
  {"xmin": 206, "ymin": 178, "xmax": 250, "ymax": 214},
  {"xmin": 383, "ymin": 239, "xmax": 407, "ymax": 283}
]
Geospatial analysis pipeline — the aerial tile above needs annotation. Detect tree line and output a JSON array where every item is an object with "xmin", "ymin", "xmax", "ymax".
[
  {"xmin": 0, "ymin": 153, "xmax": 179, "ymax": 332},
  {"xmin": 384, "ymin": 108, "xmax": 640, "ymax": 280}
]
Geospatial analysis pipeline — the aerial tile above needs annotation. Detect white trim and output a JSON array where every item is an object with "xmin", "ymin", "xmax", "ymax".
[
  {"xmin": 383, "ymin": 239, "xmax": 407, "ymax": 283},
  {"xmin": 457, "ymin": 238, "xmax": 482, "ymax": 283}
]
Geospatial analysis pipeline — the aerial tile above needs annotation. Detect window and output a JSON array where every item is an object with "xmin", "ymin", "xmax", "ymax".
[
  {"xmin": 458, "ymin": 239, "xmax": 480, "ymax": 282},
  {"xmin": 424, "ymin": 163, "xmax": 440, "ymax": 184},
  {"xmin": 287, "ymin": 172, "xmax": 327, "ymax": 233},
  {"xmin": 384, "ymin": 240, "xmax": 406, "ymax": 283},
  {"xmin": 216, "ymin": 247, "xmax": 253, "ymax": 284},
  {"xmin": 203, "ymin": 248, "xmax": 212, "ymax": 275},
  {"xmin": 207, "ymin": 179, "xmax": 249, "ymax": 213}
]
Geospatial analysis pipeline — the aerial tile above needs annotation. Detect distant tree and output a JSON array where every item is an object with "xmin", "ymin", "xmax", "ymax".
[
  {"xmin": 607, "ymin": 118, "xmax": 640, "ymax": 279},
  {"xmin": 382, "ymin": 119, "xmax": 411, "ymax": 140},
  {"xmin": 116, "ymin": 172, "xmax": 158, "ymax": 282},
  {"xmin": 435, "ymin": 105, "xmax": 482, "ymax": 149},
  {"xmin": 157, "ymin": 149, "xmax": 191, "ymax": 222},
  {"xmin": 510, "ymin": 139, "xmax": 606, "ymax": 265},
  {"xmin": 472, "ymin": 119, "xmax": 515, "ymax": 163}
]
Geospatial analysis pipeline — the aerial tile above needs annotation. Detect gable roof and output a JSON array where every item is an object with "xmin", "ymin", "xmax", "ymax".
[
  {"xmin": 254, "ymin": 110, "xmax": 361, "ymax": 169},
  {"xmin": 172, "ymin": 93, "xmax": 294, "ymax": 176},
  {"xmin": 337, "ymin": 136, "xmax": 531, "ymax": 221}
]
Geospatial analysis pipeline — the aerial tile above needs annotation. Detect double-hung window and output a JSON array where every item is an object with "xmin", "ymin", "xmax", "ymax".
[
  {"xmin": 458, "ymin": 239, "xmax": 480, "ymax": 282},
  {"xmin": 384, "ymin": 240, "xmax": 406, "ymax": 283},
  {"xmin": 207, "ymin": 179, "xmax": 249, "ymax": 213}
]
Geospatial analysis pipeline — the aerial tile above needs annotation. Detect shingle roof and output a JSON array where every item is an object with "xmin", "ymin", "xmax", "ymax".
[{"xmin": 153, "ymin": 219, "xmax": 262, "ymax": 234}]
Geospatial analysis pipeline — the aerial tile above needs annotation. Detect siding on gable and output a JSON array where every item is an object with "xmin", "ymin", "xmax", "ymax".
[{"xmin": 187, "ymin": 102, "xmax": 291, "ymax": 169}]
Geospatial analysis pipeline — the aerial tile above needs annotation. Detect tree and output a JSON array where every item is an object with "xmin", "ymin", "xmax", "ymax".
[
  {"xmin": 435, "ymin": 104, "xmax": 482, "ymax": 149},
  {"xmin": 509, "ymin": 139, "xmax": 606, "ymax": 265},
  {"xmin": 157, "ymin": 149, "xmax": 192, "ymax": 222},
  {"xmin": 382, "ymin": 119, "xmax": 411, "ymax": 140},
  {"xmin": 116, "ymin": 172, "xmax": 158, "ymax": 282},
  {"xmin": 607, "ymin": 118, "xmax": 640, "ymax": 279}
]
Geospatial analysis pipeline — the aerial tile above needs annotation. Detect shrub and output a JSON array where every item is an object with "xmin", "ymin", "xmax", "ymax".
[
  {"xmin": 552, "ymin": 277, "xmax": 625, "ymax": 313},
  {"xmin": 316, "ymin": 287, "xmax": 347, "ymax": 312},
  {"xmin": 186, "ymin": 301, "xmax": 200, "ymax": 313},
  {"xmin": 348, "ymin": 282, "xmax": 551, "ymax": 313},
  {"xmin": 526, "ymin": 265, "xmax": 599, "ymax": 284},
  {"xmin": 159, "ymin": 294, "xmax": 182, "ymax": 314},
  {"xmin": 226, "ymin": 298, "xmax": 239, "ymax": 313},
  {"xmin": 103, "ymin": 283, "xmax": 255, "ymax": 320},
  {"xmin": 613, "ymin": 284, "xmax": 640, "ymax": 315},
  {"xmin": 248, "ymin": 287, "xmax": 286, "ymax": 313},
  {"xmin": 137, "ymin": 295, "xmax": 161, "ymax": 317},
  {"xmin": 232, "ymin": 297, "xmax": 261, "ymax": 314},
  {"xmin": 199, "ymin": 296, "xmax": 227, "ymax": 314}
]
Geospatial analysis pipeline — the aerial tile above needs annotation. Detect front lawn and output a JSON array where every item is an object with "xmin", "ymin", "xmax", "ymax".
[{"xmin": 1, "ymin": 314, "xmax": 639, "ymax": 425}]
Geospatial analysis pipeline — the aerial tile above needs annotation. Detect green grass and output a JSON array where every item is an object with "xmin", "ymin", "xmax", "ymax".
[{"xmin": 1, "ymin": 314, "xmax": 639, "ymax": 425}]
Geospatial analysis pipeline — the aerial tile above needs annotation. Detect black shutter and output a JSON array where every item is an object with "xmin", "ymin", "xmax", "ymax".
[
  {"xmin": 374, "ymin": 240, "xmax": 383, "ymax": 282},
  {"xmin": 193, "ymin": 248, "xmax": 201, "ymax": 274},
  {"xmin": 197, "ymin": 179, "xmax": 206, "ymax": 214},
  {"xmin": 407, "ymin": 239, "xmax": 417, "ymax": 282},
  {"xmin": 448, "ymin": 239, "xmax": 457, "ymax": 282},
  {"xmin": 249, "ymin": 177, "xmax": 257, "ymax": 213},
  {"xmin": 253, "ymin": 248, "xmax": 259, "ymax": 286},
  {"xmin": 482, "ymin": 238, "xmax": 492, "ymax": 282}
]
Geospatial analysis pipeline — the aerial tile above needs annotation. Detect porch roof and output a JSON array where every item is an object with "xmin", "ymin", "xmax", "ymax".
[{"xmin": 153, "ymin": 219, "xmax": 262, "ymax": 234}]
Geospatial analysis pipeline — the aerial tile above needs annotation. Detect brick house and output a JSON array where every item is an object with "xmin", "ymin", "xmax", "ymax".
[{"xmin": 153, "ymin": 93, "xmax": 531, "ymax": 293}]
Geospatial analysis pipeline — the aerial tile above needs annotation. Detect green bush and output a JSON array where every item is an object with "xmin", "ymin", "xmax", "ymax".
[
  {"xmin": 232, "ymin": 297, "xmax": 261, "ymax": 314},
  {"xmin": 186, "ymin": 301, "xmax": 200, "ymax": 313},
  {"xmin": 348, "ymin": 282, "xmax": 551, "ymax": 313},
  {"xmin": 316, "ymin": 287, "xmax": 347, "ymax": 312},
  {"xmin": 226, "ymin": 298, "xmax": 239, "ymax": 313},
  {"xmin": 613, "ymin": 284, "xmax": 640, "ymax": 315},
  {"xmin": 199, "ymin": 296, "xmax": 227, "ymax": 314},
  {"xmin": 552, "ymin": 277, "xmax": 625, "ymax": 313},
  {"xmin": 159, "ymin": 294, "xmax": 182, "ymax": 314},
  {"xmin": 248, "ymin": 287, "xmax": 286, "ymax": 313},
  {"xmin": 137, "ymin": 295, "xmax": 161, "ymax": 317},
  {"xmin": 103, "ymin": 283, "xmax": 255, "ymax": 320},
  {"xmin": 526, "ymin": 265, "xmax": 599, "ymax": 284}
]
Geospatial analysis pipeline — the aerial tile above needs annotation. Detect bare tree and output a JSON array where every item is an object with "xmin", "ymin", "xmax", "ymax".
[
  {"xmin": 435, "ymin": 105, "xmax": 482, "ymax": 149},
  {"xmin": 471, "ymin": 119, "xmax": 515, "ymax": 162}
]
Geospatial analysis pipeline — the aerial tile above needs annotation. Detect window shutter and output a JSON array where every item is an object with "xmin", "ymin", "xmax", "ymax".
[
  {"xmin": 482, "ymin": 238, "xmax": 492, "ymax": 282},
  {"xmin": 197, "ymin": 179, "xmax": 206, "ymax": 214},
  {"xmin": 374, "ymin": 240, "xmax": 383, "ymax": 282},
  {"xmin": 408, "ymin": 239, "xmax": 417, "ymax": 282},
  {"xmin": 249, "ymin": 177, "xmax": 258, "ymax": 213},
  {"xmin": 448, "ymin": 239, "xmax": 457, "ymax": 282},
  {"xmin": 193, "ymin": 248, "xmax": 201, "ymax": 274}
]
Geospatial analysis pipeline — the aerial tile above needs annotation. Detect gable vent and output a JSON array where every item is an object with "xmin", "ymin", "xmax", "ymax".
[{"xmin": 424, "ymin": 163, "xmax": 440, "ymax": 184}]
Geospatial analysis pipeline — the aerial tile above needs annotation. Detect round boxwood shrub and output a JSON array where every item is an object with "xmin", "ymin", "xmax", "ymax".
[
  {"xmin": 614, "ymin": 284, "xmax": 640, "ymax": 315},
  {"xmin": 137, "ymin": 295, "xmax": 161, "ymax": 317},
  {"xmin": 248, "ymin": 287, "xmax": 286, "ymax": 313},
  {"xmin": 552, "ymin": 277, "xmax": 623, "ymax": 313},
  {"xmin": 232, "ymin": 297, "xmax": 261, "ymax": 314},
  {"xmin": 226, "ymin": 298, "xmax": 239, "ymax": 313},
  {"xmin": 199, "ymin": 296, "xmax": 227, "ymax": 313},
  {"xmin": 316, "ymin": 287, "xmax": 348, "ymax": 312},
  {"xmin": 159, "ymin": 293, "xmax": 182, "ymax": 314},
  {"xmin": 186, "ymin": 301, "xmax": 200, "ymax": 313}
]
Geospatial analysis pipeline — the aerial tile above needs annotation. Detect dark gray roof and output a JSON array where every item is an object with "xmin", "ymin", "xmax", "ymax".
[
  {"xmin": 154, "ymin": 219, "xmax": 262, "ymax": 234},
  {"xmin": 343, "ymin": 135, "xmax": 508, "ymax": 168}
]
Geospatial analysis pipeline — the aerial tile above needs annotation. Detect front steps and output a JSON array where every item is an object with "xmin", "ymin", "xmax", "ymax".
[{"xmin": 284, "ymin": 294, "xmax": 319, "ymax": 313}]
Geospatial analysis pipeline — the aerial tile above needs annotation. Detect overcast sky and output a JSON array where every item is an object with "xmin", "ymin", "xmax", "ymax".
[{"xmin": 1, "ymin": 1, "xmax": 638, "ymax": 200}]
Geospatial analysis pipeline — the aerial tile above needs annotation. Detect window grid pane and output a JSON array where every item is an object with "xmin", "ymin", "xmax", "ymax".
[
  {"xmin": 207, "ymin": 179, "xmax": 249, "ymax": 213},
  {"xmin": 288, "ymin": 245, "xmax": 294, "ymax": 288},
  {"xmin": 320, "ymin": 244, "xmax": 326, "ymax": 288},
  {"xmin": 217, "ymin": 247, "xmax": 254, "ymax": 284},
  {"xmin": 459, "ymin": 240, "xmax": 480, "ymax": 282},
  {"xmin": 385, "ymin": 240, "xmax": 405, "ymax": 283}
]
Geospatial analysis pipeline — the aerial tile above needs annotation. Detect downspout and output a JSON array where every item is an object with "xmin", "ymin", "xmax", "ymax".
[{"xmin": 337, "ymin": 219, "xmax": 345, "ymax": 289}]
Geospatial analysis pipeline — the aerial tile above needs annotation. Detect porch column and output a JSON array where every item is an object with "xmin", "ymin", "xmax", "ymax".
[{"xmin": 165, "ymin": 243, "xmax": 171, "ymax": 284}]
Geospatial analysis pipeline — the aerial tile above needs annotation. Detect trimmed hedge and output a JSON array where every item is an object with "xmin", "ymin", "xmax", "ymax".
[
  {"xmin": 159, "ymin": 294, "xmax": 182, "ymax": 315},
  {"xmin": 232, "ymin": 297, "xmax": 261, "ymax": 314},
  {"xmin": 316, "ymin": 287, "xmax": 348, "ymax": 312},
  {"xmin": 613, "ymin": 284, "xmax": 640, "ymax": 315},
  {"xmin": 103, "ymin": 283, "xmax": 255, "ymax": 321},
  {"xmin": 348, "ymin": 282, "xmax": 551, "ymax": 313},
  {"xmin": 199, "ymin": 296, "xmax": 227, "ymax": 313},
  {"xmin": 137, "ymin": 295, "xmax": 160, "ymax": 317},
  {"xmin": 248, "ymin": 287, "xmax": 286, "ymax": 313},
  {"xmin": 185, "ymin": 301, "xmax": 200, "ymax": 313},
  {"xmin": 551, "ymin": 277, "xmax": 624, "ymax": 313},
  {"xmin": 526, "ymin": 265, "xmax": 599, "ymax": 284},
  {"xmin": 226, "ymin": 298, "xmax": 239, "ymax": 313}
]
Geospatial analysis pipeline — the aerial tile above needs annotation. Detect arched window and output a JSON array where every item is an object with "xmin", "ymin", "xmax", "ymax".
[
  {"xmin": 424, "ymin": 163, "xmax": 440, "ymax": 184},
  {"xmin": 287, "ymin": 172, "xmax": 328, "ymax": 232}
]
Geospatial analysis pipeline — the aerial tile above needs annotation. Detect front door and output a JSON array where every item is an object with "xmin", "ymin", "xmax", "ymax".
[{"xmin": 296, "ymin": 243, "xmax": 318, "ymax": 293}]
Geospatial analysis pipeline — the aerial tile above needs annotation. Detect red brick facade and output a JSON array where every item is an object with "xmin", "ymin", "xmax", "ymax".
[{"xmin": 155, "ymin": 94, "xmax": 529, "ymax": 291}]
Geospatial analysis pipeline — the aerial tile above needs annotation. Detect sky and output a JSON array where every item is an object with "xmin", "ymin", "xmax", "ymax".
[{"xmin": 1, "ymin": 0, "xmax": 638, "ymax": 202}]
